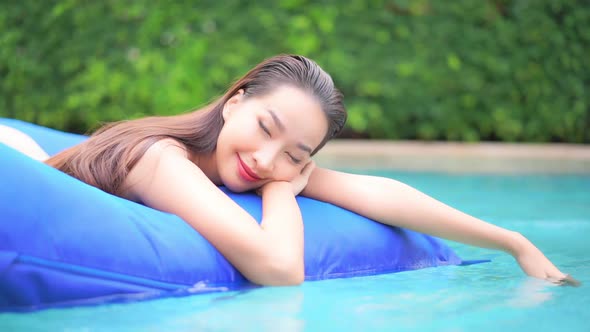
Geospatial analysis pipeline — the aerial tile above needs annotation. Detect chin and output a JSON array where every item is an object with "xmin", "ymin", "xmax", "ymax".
[
  {"xmin": 220, "ymin": 166, "xmax": 260, "ymax": 193},
  {"xmin": 224, "ymin": 184, "xmax": 248, "ymax": 193},
  {"xmin": 220, "ymin": 177, "xmax": 251, "ymax": 193}
]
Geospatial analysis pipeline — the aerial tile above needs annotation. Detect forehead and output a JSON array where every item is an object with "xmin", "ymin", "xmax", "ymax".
[{"xmin": 255, "ymin": 85, "xmax": 328, "ymax": 149}]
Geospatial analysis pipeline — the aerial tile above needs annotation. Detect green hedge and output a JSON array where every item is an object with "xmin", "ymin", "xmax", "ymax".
[{"xmin": 1, "ymin": 0, "xmax": 588, "ymax": 142}]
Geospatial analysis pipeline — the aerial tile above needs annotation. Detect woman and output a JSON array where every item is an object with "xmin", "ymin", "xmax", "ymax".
[{"xmin": 1, "ymin": 55, "xmax": 578, "ymax": 286}]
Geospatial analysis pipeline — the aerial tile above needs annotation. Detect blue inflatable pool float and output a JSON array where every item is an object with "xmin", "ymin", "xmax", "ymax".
[{"xmin": 0, "ymin": 118, "xmax": 475, "ymax": 311}]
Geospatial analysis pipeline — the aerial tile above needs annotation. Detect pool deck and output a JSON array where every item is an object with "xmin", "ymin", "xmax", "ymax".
[{"xmin": 315, "ymin": 140, "xmax": 590, "ymax": 174}]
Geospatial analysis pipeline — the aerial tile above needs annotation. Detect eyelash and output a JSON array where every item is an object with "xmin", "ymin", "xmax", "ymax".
[
  {"xmin": 288, "ymin": 153, "xmax": 302, "ymax": 164},
  {"xmin": 258, "ymin": 120, "xmax": 271, "ymax": 136},
  {"xmin": 259, "ymin": 119, "xmax": 302, "ymax": 164}
]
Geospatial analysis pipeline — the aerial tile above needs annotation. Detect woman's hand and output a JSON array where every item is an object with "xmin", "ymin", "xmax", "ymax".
[
  {"xmin": 256, "ymin": 161, "xmax": 315, "ymax": 197},
  {"xmin": 513, "ymin": 234, "xmax": 581, "ymax": 287},
  {"xmin": 289, "ymin": 160, "xmax": 316, "ymax": 196}
]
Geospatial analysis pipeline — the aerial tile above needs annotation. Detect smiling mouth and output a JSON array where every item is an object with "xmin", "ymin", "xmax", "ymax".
[{"xmin": 237, "ymin": 154, "xmax": 261, "ymax": 182}]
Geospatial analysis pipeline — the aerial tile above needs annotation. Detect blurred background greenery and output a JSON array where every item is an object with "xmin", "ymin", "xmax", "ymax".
[{"xmin": 1, "ymin": 0, "xmax": 588, "ymax": 142}]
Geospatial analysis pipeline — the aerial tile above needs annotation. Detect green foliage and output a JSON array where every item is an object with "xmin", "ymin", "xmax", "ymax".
[{"xmin": 1, "ymin": 0, "xmax": 588, "ymax": 142}]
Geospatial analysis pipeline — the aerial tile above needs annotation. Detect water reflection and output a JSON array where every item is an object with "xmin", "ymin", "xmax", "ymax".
[
  {"xmin": 507, "ymin": 278, "xmax": 554, "ymax": 308},
  {"xmin": 180, "ymin": 286, "xmax": 305, "ymax": 332}
]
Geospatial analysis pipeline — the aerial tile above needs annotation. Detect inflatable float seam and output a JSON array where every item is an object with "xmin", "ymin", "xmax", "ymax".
[
  {"xmin": 304, "ymin": 262, "xmax": 458, "ymax": 281},
  {"xmin": 9, "ymin": 251, "xmax": 458, "ymax": 290},
  {"xmin": 4, "ymin": 291, "xmax": 169, "ymax": 312},
  {"xmin": 2, "ymin": 282, "xmax": 254, "ymax": 313},
  {"xmin": 14, "ymin": 254, "xmax": 192, "ymax": 291}
]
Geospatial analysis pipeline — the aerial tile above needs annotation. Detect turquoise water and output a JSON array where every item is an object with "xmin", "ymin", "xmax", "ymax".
[{"xmin": 1, "ymin": 172, "xmax": 589, "ymax": 331}]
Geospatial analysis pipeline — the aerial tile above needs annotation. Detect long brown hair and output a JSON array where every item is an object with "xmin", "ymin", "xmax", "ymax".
[{"xmin": 46, "ymin": 55, "xmax": 347, "ymax": 196}]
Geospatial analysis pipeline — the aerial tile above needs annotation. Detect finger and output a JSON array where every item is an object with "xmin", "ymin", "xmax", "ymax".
[
  {"xmin": 300, "ymin": 160, "xmax": 315, "ymax": 175},
  {"xmin": 560, "ymin": 275, "xmax": 581, "ymax": 287},
  {"xmin": 546, "ymin": 274, "xmax": 582, "ymax": 287}
]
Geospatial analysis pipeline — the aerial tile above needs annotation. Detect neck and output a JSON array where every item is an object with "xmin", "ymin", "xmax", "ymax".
[{"xmin": 190, "ymin": 150, "xmax": 222, "ymax": 186}]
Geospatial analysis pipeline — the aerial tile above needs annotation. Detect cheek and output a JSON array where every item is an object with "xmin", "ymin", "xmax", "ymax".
[
  {"xmin": 219, "ymin": 121, "xmax": 252, "ymax": 149},
  {"xmin": 273, "ymin": 161, "xmax": 304, "ymax": 181},
  {"xmin": 226, "ymin": 117, "xmax": 261, "ymax": 144}
]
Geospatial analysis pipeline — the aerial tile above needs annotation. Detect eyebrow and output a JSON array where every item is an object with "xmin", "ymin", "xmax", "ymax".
[{"xmin": 266, "ymin": 108, "xmax": 313, "ymax": 154}]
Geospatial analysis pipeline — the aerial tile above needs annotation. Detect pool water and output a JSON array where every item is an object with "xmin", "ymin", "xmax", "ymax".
[{"xmin": 1, "ymin": 172, "xmax": 589, "ymax": 331}]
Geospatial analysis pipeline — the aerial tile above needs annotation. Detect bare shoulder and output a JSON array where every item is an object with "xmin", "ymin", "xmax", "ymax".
[
  {"xmin": 141, "ymin": 138, "xmax": 189, "ymax": 158},
  {"xmin": 122, "ymin": 138, "xmax": 193, "ymax": 201}
]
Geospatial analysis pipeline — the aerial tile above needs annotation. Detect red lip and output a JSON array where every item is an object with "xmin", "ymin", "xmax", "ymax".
[{"xmin": 237, "ymin": 154, "xmax": 261, "ymax": 182}]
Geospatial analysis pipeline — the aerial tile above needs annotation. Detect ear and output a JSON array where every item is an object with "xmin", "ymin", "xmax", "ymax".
[{"xmin": 222, "ymin": 89, "xmax": 245, "ymax": 121}]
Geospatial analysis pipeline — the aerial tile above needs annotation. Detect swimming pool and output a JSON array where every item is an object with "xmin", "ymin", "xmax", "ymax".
[{"xmin": 1, "ymin": 171, "xmax": 588, "ymax": 331}]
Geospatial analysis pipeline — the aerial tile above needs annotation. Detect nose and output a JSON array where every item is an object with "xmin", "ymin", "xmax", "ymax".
[{"xmin": 252, "ymin": 145, "xmax": 278, "ymax": 176}]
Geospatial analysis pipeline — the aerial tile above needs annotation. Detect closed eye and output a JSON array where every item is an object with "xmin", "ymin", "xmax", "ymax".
[
  {"xmin": 258, "ymin": 120, "xmax": 271, "ymax": 136},
  {"xmin": 287, "ymin": 152, "xmax": 302, "ymax": 164}
]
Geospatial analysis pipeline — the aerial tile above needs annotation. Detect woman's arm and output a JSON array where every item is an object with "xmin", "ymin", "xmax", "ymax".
[
  {"xmin": 124, "ymin": 139, "xmax": 304, "ymax": 286},
  {"xmin": 302, "ymin": 167, "xmax": 577, "ymax": 284}
]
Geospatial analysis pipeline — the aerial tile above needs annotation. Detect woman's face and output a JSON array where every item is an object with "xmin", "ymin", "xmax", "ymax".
[{"xmin": 216, "ymin": 85, "xmax": 328, "ymax": 192}]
